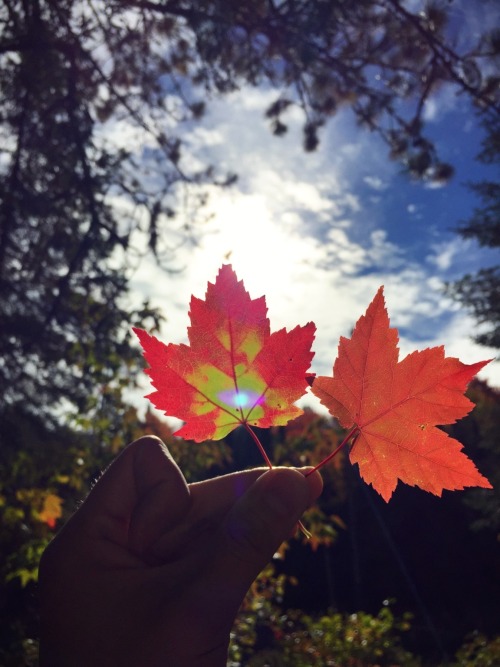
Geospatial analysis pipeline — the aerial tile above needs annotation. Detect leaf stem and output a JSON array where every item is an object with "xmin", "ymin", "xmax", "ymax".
[
  {"xmin": 305, "ymin": 426, "xmax": 360, "ymax": 476},
  {"xmin": 244, "ymin": 423, "xmax": 273, "ymax": 469}
]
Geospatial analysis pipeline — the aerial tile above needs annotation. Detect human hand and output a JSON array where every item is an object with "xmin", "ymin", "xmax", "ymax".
[{"xmin": 39, "ymin": 436, "xmax": 323, "ymax": 666}]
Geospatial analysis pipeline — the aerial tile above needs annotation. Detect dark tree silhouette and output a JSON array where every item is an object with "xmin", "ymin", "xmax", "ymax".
[{"xmin": 446, "ymin": 111, "xmax": 500, "ymax": 349}]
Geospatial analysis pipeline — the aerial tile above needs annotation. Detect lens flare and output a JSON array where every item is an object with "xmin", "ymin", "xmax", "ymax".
[{"xmin": 218, "ymin": 389, "xmax": 263, "ymax": 410}]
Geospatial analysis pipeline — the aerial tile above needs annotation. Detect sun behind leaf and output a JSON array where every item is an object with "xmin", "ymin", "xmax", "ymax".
[{"xmin": 133, "ymin": 264, "xmax": 316, "ymax": 442}]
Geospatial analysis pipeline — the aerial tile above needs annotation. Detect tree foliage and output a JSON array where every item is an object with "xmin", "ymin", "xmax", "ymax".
[
  {"xmin": 1, "ymin": 395, "xmax": 499, "ymax": 664},
  {"xmin": 449, "ymin": 379, "xmax": 500, "ymax": 536},
  {"xmin": 446, "ymin": 111, "xmax": 500, "ymax": 349},
  {"xmin": 231, "ymin": 572, "xmax": 421, "ymax": 667}
]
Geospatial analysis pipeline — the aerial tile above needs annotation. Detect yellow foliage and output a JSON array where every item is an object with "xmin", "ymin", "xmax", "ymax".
[{"xmin": 37, "ymin": 493, "xmax": 63, "ymax": 528}]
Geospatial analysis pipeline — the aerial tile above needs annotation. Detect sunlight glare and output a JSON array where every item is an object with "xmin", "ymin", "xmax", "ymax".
[
  {"xmin": 218, "ymin": 388, "xmax": 263, "ymax": 409},
  {"xmin": 191, "ymin": 193, "xmax": 320, "ymax": 318}
]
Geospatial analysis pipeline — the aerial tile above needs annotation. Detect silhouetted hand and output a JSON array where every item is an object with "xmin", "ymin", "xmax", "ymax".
[{"xmin": 39, "ymin": 436, "xmax": 322, "ymax": 666}]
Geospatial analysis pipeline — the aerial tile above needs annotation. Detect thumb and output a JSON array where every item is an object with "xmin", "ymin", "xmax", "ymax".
[
  {"xmin": 225, "ymin": 467, "xmax": 323, "ymax": 568},
  {"xmin": 202, "ymin": 467, "xmax": 322, "ymax": 619}
]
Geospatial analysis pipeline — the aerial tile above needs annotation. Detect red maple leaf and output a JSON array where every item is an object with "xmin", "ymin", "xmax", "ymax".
[
  {"xmin": 311, "ymin": 287, "xmax": 492, "ymax": 501},
  {"xmin": 133, "ymin": 265, "xmax": 316, "ymax": 444}
]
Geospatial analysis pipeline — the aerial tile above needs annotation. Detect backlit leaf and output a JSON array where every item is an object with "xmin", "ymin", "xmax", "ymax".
[
  {"xmin": 311, "ymin": 287, "xmax": 492, "ymax": 501},
  {"xmin": 134, "ymin": 265, "xmax": 316, "ymax": 441}
]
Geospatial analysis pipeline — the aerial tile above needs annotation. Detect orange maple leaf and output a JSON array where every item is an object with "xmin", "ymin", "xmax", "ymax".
[
  {"xmin": 133, "ymin": 265, "xmax": 316, "ymax": 444},
  {"xmin": 311, "ymin": 287, "xmax": 492, "ymax": 501}
]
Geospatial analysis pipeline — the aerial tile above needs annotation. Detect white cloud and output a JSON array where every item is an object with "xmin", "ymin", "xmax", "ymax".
[
  {"xmin": 189, "ymin": 126, "xmax": 225, "ymax": 147},
  {"xmin": 423, "ymin": 83, "xmax": 462, "ymax": 123},
  {"xmin": 398, "ymin": 310, "xmax": 499, "ymax": 386},
  {"xmin": 427, "ymin": 238, "xmax": 465, "ymax": 271},
  {"xmin": 250, "ymin": 169, "xmax": 334, "ymax": 214},
  {"xmin": 363, "ymin": 175, "xmax": 388, "ymax": 191}
]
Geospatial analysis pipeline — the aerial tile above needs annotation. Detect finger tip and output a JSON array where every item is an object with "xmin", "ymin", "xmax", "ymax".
[
  {"xmin": 304, "ymin": 469, "xmax": 323, "ymax": 504},
  {"xmin": 295, "ymin": 467, "xmax": 323, "ymax": 503},
  {"xmin": 259, "ymin": 467, "xmax": 322, "ymax": 515},
  {"xmin": 131, "ymin": 435, "xmax": 168, "ymax": 457}
]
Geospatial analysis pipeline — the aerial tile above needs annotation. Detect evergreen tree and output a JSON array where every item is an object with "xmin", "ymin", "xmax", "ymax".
[{"xmin": 447, "ymin": 111, "xmax": 500, "ymax": 348}]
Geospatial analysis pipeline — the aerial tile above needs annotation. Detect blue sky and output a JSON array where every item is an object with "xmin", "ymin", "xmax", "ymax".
[{"xmin": 127, "ymin": 80, "xmax": 498, "ymax": 419}]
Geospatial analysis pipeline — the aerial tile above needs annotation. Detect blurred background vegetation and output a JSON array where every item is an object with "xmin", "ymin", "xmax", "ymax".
[{"xmin": 0, "ymin": 1, "xmax": 499, "ymax": 664}]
